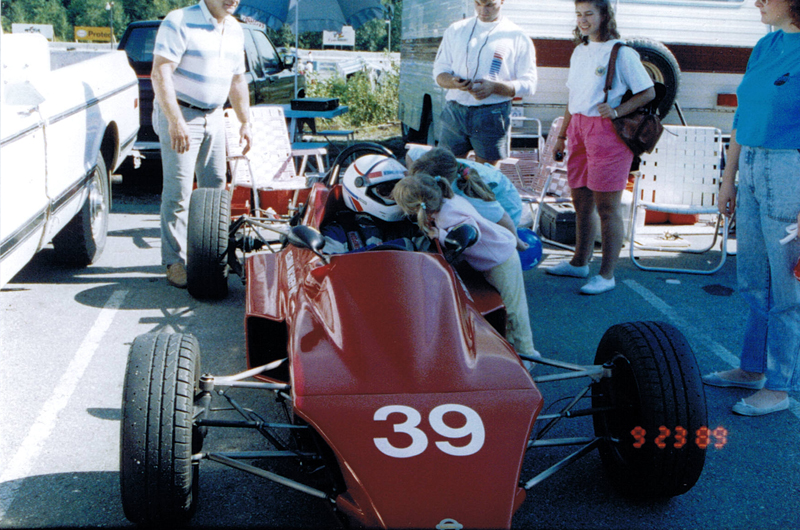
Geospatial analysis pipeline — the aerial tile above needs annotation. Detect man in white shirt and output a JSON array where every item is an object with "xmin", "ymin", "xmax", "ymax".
[
  {"xmin": 433, "ymin": 0, "xmax": 537, "ymax": 165},
  {"xmin": 152, "ymin": 0, "xmax": 251, "ymax": 288}
]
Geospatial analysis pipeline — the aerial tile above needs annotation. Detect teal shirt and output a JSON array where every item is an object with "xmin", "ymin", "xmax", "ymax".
[
  {"xmin": 734, "ymin": 30, "xmax": 800, "ymax": 149},
  {"xmin": 458, "ymin": 159, "xmax": 524, "ymax": 226}
]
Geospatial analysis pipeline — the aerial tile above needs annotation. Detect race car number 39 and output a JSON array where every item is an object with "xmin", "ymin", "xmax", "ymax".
[{"xmin": 373, "ymin": 405, "xmax": 485, "ymax": 458}]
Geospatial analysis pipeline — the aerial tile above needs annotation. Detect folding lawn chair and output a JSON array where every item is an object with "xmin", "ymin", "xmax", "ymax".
[
  {"xmin": 499, "ymin": 117, "xmax": 574, "ymax": 250},
  {"xmin": 628, "ymin": 125, "xmax": 730, "ymax": 274},
  {"xmin": 224, "ymin": 105, "xmax": 326, "ymax": 218}
]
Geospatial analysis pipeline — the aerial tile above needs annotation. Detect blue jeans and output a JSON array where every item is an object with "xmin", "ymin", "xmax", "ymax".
[
  {"xmin": 438, "ymin": 100, "xmax": 511, "ymax": 161},
  {"xmin": 154, "ymin": 102, "xmax": 227, "ymax": 267},
  {"xmin": 736, "ymin": 146, "xmax": 800, "ymax": 392}
]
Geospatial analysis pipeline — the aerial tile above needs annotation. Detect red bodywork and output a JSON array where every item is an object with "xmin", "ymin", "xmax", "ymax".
[{"xmin": 244, "ymin": 184, "xmax": 543, "ymax": 528}]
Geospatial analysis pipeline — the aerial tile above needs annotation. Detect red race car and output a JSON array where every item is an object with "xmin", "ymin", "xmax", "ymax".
[{"xmin": 120, "ymin": 145, "xmax": 708, "ymax": 529}]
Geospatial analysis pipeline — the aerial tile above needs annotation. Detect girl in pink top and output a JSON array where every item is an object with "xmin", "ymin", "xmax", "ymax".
[{"xmin": 393, "ymin": 173, "xmax": 539, "ymax": 364}]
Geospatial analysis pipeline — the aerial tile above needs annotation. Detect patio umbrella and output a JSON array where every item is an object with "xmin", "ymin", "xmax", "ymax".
[
  {"xmin": 236, "ymin": 0, "xmax": 385, "ymax": 33},
  {"xmin": 236, "ymin": 0, "xmax": 385, "ymax": 95}
]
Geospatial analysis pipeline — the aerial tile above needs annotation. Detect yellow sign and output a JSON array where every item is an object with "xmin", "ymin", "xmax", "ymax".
[{"xmin": 74, "ymin": 26, "xmax": 112, "ymax": 43}]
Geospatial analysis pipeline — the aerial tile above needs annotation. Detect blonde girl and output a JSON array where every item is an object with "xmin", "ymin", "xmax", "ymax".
[
  {"xmin": 409, "ymin": 147, "xmax": 527, "ymax": 250},
  {"xmin": 393, "ymin": 173, "xmax": 539, "ymax": 364}
]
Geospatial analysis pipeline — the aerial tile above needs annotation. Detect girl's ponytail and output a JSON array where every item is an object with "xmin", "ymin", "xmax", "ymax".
[
  {"xmin": 410, "ymin": 147, "xmax": 496, "ymax": 202},
  {"xmin": 456, "ymin": 165, "xmax": 496, "ymax": 202}
]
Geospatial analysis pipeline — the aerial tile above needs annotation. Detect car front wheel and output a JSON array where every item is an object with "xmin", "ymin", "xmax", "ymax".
[
  {"xmin": 592, "ymin": 321, "xmax": 707, "ymax": 497},
  {"xmin": 120, "ymin": 332, "xmax": 201, "ymax": 525}
]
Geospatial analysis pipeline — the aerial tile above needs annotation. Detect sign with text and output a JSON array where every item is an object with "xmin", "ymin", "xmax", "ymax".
[
  {"xmin": 12, "ymin": 24, "xmax": 54, "ymax": 40},
  {"xmin": 323, "ymin": 26, "xmax": 355, "ymax": 47},
  {"xmin": 74, "ymin": 26, "xmax": 112, "ymax": 43}
]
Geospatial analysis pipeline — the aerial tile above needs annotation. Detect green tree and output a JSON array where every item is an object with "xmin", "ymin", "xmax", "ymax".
[{"xmin": 2, "ymin": 0, "xmax": 71, "ymax": 40}]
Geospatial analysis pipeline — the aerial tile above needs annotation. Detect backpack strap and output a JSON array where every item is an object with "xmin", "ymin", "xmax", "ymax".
[{"xmin": 603, "ymin": 42, "xmax": 625, "ymax": 104}]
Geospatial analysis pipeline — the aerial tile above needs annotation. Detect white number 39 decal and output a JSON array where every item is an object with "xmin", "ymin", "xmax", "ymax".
[{"xmin": 373, "ymin": 404, "xmax": 485, "ymax": 458}]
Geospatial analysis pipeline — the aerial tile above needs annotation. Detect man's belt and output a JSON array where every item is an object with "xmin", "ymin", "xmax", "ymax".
[{"xmin": 177, "ymin": 99, "xmax": 218, "ymax": 112}]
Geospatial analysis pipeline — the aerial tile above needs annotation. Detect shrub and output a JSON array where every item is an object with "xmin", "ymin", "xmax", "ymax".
[{"xmin": 307, "ymin": 59, "xmax": 399, "ymax": 129}]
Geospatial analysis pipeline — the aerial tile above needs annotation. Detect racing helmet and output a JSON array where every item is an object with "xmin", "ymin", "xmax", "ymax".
[{"xmin": 341, "ymin": 154, "xmax": 406, "ymax": 222}]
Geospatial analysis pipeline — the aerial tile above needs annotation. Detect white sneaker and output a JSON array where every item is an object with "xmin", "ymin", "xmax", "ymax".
[
  {"xmin": 545, "ymin": 260, "xmax": 590, "ymax": 278},
  {"xmin": 580, "ymin": 275, "xmax": 615, "ymax": 295}
]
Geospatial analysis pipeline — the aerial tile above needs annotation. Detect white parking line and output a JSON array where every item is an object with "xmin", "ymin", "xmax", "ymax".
[
  {"xmin": 624, "ymin": 279, "xmax": 800, "ymax": 420},
  {"xmin": 0, "ymin": 289, "xmax": 128, "ymax": 521}
]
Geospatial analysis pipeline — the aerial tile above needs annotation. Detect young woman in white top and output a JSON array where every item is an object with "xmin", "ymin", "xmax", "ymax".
[{"xmin": 547, "ymin": 0, "xmax": 655, "ymax": 295}]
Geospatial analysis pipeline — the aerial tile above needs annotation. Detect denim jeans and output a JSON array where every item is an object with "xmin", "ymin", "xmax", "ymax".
[
  {"xmin": 736, "ymin": 146, "xmax": 800, "ymax": 392},
  {"xmin": 439, "ymin": 100, "xmax": 511, "ymax": 162},
  {"xmin": 154, "ymin": 102, "xmax": 227, "ymax": 267}
]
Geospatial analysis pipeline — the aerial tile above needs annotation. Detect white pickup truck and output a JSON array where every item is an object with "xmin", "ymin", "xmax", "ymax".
[{"xmin": 0, "ymin": 33, "xmax": 139, "ymax": 287}]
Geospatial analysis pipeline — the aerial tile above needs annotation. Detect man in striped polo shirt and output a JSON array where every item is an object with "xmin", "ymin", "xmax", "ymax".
[{"xmin": 152, "ymin": 0, "xmax": 251, "ymax": 288}]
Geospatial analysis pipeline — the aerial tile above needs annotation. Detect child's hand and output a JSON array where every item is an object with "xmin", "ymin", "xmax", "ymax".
[{"xmin": 516, "ymin": 237, "xmax": 529, "ymax": 251}]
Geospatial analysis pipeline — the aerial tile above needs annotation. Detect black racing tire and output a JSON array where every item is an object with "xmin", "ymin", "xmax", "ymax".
[
  {"xmin": 120, "ymin": 333, "xmax": 201, "ymax": 526},
  {"xmin": 187, "ymin": 187, "xmax": 231, "ymax": 300},
  {"xmin": 626, "ymin": 38, "xmax": 681, "ymax": 120},
  {"xmin": 52, "ymin": 153, "xmax": 110, "ymax": 266},
  {"xmin": 591, "ymin": 321, "xmax": 707, "ymax": 497}
]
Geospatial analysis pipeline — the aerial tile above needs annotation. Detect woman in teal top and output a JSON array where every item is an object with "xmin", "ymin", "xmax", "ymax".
[{"xmin": 702, "ymin": 0, "xmax": 800, "ymax": 416}]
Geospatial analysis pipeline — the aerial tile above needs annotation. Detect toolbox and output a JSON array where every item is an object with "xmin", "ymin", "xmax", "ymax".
[
  {"xmin": 540, "ymin": 202, "xmax": 576, "ymax": 244},
  {"xmin": 290, "ymin": 97, "xmax": 339, "ymax": 111}
]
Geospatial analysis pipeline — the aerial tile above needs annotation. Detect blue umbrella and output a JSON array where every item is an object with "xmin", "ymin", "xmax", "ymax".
[
  {"xmin": 236, "ymin": 0, "xmax": 385, "ymax": 33},
  {"xmin": 236, "ymin": 0, "xmax": 385, "ymax": 94}
]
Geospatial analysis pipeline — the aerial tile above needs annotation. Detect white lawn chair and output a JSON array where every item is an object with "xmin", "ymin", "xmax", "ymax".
[
  {"xmin": 225, "ymin": 105, "xmax": 327, "ymax": 216},
  {"xmin": 628, "ymin": 125, "xmax": 730, "ymax": 274}
]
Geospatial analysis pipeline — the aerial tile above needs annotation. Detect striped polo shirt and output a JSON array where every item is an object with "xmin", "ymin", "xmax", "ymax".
[{"xmin": 154, "ymin": 1, "xmax": 246, "ymax": 109}]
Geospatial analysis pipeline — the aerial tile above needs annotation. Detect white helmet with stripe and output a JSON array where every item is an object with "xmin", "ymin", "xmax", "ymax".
[{"xmin": 341, "ymin": 154, "xmax": 406, "ymax": 222}]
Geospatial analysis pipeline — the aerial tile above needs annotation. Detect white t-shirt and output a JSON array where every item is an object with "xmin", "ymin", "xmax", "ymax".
[
  {"xmin": 434, "ymin": 195, "xmax": 516, "ymax": 271},
  {"xmin": 433, "ymin": 16, "xmax": 538, "ymax": 106},
  {"xmin": 566, "ymin": 40, "xmax": 653, "ymax": 117}
]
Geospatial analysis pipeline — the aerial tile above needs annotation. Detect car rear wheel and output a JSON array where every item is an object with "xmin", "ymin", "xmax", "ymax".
[
  {"xmin": 120, "ymin": 332, "xmax": 201, "ymax": 525},
  {"xmin": 187, "ymin": 187, "xmax": 231, "ymax": 299},
  {"xmin": 592, "ymin": 321, "xmax": 707, "ymax": 497},
  {"xmin": 52, "ymin": 152, "xmax": 109, "ymax": 266}
]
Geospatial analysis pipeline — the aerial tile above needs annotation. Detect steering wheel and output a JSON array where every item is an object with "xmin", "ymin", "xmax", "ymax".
[{"xmin": 325, "ymin": 142, "xmax": 397, "ymax": 187}]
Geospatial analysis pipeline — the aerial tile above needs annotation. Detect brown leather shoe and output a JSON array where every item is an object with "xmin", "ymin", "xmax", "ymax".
[{"xmin": 166, "ymin": 263, "xmax": 187, "ymax": 288}]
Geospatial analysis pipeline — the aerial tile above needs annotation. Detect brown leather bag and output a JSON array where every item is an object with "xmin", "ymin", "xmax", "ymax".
[{"xmin": 604, "ymin": 42, "xmax": 665, "ymax": 157}]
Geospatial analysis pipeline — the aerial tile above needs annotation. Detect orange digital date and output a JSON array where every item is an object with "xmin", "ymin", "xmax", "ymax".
[{"xmin": 630, "ymin": 425, "xmax": 728, "ymax": 449}]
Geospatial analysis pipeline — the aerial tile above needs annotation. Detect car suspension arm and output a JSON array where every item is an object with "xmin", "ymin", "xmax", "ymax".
[
  {"xmin": 522, "ymin": 438, "xmax": 601, "ymax": 490},
  {"xmin": 206, "ymin": 453, "xmax": 330, "ymax": 500}
]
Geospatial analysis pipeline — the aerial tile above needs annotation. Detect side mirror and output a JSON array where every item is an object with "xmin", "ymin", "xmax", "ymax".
[
  {"xmin": 286, "ymin": 225, "xmax": 328, "ymax": 263},
  {"xmin": 283, "ymin": 54, "xmax": 296, "ymax": 70},
  {"xmin": 443, "ymin": 224, "xmax": 478, "ymax": 264}
]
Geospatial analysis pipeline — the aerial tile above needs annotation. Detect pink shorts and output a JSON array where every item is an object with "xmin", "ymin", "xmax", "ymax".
[{"xmin": 566, "ymin": 114, "xmax": 633, "ymax": 192}]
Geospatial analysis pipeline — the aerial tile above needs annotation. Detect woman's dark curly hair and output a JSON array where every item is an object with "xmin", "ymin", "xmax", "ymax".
[
  {"xmin": 789, "ymin": 0, "xmax": 800, "ymax": 28},
  {"xmin": 572, "ymin": 0, "xmax": 620, "ymax": 45}
]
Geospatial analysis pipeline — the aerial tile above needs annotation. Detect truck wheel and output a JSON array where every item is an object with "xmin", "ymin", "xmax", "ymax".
[
  {"xmin": 592, "ymin": 321, "xmax": 707, "ymax": 497},
  {"xmin": 52, "ymin": 153, "xmax": 109, "ymax": 266},
  {"xmin": 626, "ymin": 38, "xmax": 681, "ymax": 119},
  {"xmin": 187, "ymin": 187, "xmax": 230, "ymax": 299},
  {"xmin": 120, "ymin": 333, "xmax": 201, "ymax": 525}
]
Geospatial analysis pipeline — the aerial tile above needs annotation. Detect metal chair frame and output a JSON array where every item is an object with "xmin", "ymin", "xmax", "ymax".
[{"xmin": 628, "ymin": 125, "xmax": 730, "ymax": 274}]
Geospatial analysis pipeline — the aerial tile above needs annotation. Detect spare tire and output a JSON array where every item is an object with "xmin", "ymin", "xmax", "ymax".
[{"xmin": 626, "ymin": 38, "xmax": 681, "ymax": 120}]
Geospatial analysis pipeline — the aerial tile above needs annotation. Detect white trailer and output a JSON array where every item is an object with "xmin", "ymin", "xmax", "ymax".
[{"xmin": 399, "ymin": 0, "xmax": 768, "ymax": 143}]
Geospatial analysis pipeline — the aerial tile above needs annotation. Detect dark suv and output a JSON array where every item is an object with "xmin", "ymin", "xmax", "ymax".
[{"xmin": 117, "ymin": 20, "xmax": 305, "ymax": 183}]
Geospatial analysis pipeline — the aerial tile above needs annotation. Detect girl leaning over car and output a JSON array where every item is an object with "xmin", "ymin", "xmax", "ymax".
[{"xmin": 392, "ymin": 173, "xmax": 539, "ymax": 368}]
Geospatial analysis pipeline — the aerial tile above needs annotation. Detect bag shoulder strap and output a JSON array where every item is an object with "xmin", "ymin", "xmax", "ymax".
[{"xmin": 603, "ymin": 42, "xmax": 625, "ymax": 103}]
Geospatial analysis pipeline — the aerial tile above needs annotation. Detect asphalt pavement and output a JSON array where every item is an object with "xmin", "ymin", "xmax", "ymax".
[{"xmin": 0, "ymin": 174, "xmax": 798, "ymax": 529}]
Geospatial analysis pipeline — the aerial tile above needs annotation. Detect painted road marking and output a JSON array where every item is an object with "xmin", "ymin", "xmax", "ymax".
[
  {"xmin": 0, "ymin": 289, "xmax": 128, "ymax": 520},
  {"xmin": 625, "ymin": 279, "xmax": 800, "ymax": 420}
]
